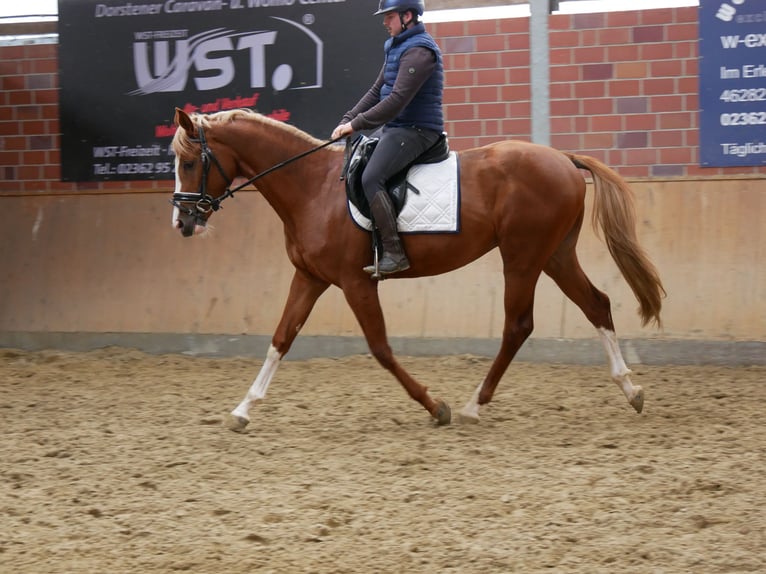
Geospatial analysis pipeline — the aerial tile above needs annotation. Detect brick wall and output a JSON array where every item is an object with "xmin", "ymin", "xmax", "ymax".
[
  {"xmin": 433, "ymin": 6, "xmax": 764, "ymax": 178},
  {"xmin": 1, "ymin": 6, "xmax": 764, "ymax": 192}
]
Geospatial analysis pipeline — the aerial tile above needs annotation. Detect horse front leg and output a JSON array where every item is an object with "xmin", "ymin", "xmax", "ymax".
[
  {"xmin": 343, "ymin": 282, "xmax": 451, "ymax": 425},
  {"xmin": 227, "ymin": 270, "xmax": 329, "ymax": 432},
  {"xmin": 459, "ymin": 271, "xmax": 537, "ymax": 423}
]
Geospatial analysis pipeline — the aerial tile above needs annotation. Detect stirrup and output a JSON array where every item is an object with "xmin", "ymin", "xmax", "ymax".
[
  {"xmin": 363, "ymin": 246, "xmax": 382, "ymax": 279},
  {"xmin": 363, "ymin": 254, "xmax": 410, "ymax": 278}
]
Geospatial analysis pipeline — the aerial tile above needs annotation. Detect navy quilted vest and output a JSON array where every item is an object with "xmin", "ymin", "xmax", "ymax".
[{"xmin": 381, "ymin": 23, "xmax": 444, "ymax": 132}]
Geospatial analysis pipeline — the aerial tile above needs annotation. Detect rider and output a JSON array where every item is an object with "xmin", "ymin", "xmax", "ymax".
[{"xmin": 332, "ymin": 0, "xmax": 444, "ymax": 277}]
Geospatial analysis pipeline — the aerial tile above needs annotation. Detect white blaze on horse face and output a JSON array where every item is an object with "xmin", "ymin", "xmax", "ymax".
[
  {"xmin": 230, "ymin": 344, "xmax": 283, "ymax": 422},
  {"xmin": 171, "ymin": 157, "xmax": 181, "ymax": 228}
]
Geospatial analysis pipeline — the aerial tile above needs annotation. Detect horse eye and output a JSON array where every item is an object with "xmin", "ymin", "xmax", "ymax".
[{"xmin": 182, "ymin": 160, "xmax": 194, "ymax": 170}]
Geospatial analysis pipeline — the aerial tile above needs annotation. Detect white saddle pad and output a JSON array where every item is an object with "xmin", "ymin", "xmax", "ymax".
[{"xmin": 348, "ymin": 152, "xmax": 460, "ymax": 234}]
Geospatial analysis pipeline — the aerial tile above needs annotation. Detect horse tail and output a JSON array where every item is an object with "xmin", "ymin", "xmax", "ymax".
[{"xmin": 565, "ymin": 152, "xmax": 665, "ymax": 327}]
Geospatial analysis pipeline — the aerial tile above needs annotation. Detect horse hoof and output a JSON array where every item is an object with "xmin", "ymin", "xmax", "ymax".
[
  {"xmin": 432, "ymin": 400, "xmax": 451, "ymax": 426},
  {"xmin": 225, "ymin": 414, "xmax": 250, "ymax": 433},
  {"xmin": 630, "ymin": 387, "xmax": 645, "ymax": 414}
]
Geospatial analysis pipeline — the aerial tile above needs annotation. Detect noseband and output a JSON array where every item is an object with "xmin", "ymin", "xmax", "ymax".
[{"xmin": 171, "ymin": 122, "xmax": 344, "ymax": 223}]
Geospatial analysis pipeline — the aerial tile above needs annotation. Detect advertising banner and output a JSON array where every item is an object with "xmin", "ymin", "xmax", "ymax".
[
  {"xmin": 58, "ymin": 0, "xmax": 384, "ymax": 181},
  {"xmin": 699, "ymin": 0, "xmax": 766, "ymax": 167}
]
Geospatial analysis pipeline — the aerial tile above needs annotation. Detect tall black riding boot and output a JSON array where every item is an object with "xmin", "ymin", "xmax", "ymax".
[{"xmin": 363, "ymin": 192, "xmax": 410, "ymax": 276}]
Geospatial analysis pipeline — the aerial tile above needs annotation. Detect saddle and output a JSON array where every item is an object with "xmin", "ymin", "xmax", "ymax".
[{"xmin": 341, "ymin": 133, "xmax": 450, "ymax": 220}]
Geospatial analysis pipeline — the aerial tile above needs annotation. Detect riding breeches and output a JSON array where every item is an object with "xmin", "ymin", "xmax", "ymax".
[{"xmin": 361, "ymin": 126, "xmax": 441, "ymax": 203}]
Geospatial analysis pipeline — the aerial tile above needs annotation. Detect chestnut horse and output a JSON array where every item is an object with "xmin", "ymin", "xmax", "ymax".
[{"xmin": 170, "ymin": 108, "xmax": 664, "ymax": 430}]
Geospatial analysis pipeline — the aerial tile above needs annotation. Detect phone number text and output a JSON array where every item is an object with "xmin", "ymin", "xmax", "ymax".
[
  {"xmin": 93, "ymin": 162, "xmax": 174, "ymax": 176},
  {"xmin": 719, "ymin": 112, "xmax": 766, "ymax": 126}
]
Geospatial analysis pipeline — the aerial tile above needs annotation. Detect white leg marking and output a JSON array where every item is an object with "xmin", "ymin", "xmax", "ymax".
[
  {"xmin": 597, "ymin": 327, "xmax": 644, "ymax": 412},
  {"xmin": 459, "ymin": 382, "xmax": 482, "ymax": 423},
  {"xmin": 230, "ymin": 345, "xmax": 283, "ymax": 422}
]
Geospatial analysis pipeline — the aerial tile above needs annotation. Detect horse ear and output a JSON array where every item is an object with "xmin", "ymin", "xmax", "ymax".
[{"xmin": 174, "ymin": 107, "xmax": 196, "ymax": 135}]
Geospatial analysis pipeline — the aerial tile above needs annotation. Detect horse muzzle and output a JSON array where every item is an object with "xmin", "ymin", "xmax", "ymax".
[
  {"xmin": 175, "ymin": 216, "xmax": 199, "ymax": 237},
  {"xmin": 171, "ymin": 194, "xmax": 213, "ymax": 237},
  {"xmin": 172, "ymin": 206, "xmax": 208, "ymax": 237}
]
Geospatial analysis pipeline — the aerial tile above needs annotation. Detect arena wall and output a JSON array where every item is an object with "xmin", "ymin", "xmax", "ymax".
[{"xmin": 1, "ymin": 7, "xmax": 764, "ymax": 363}]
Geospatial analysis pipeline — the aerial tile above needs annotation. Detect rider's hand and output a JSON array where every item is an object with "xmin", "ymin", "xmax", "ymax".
[{"xmin": 332, "ymin": 123, "xmax": 353, "ymax": 140}]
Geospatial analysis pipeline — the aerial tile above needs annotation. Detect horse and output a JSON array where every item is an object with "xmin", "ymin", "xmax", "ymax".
[{"xmin": 170, "ymin": 107, "xmax": 664, "ymax": 431}]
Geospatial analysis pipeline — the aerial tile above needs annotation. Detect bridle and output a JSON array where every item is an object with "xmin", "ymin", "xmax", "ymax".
[
  {"xmin": 171, "ymin": 125, "xmax": 232, "ymax": 221},
  {"xmin": 171, "ymin": 123, "xmax": 343, "ymax": 223}
]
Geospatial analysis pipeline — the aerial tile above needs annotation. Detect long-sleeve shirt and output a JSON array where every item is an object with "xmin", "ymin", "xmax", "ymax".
[{"xmin": 342, "ymin": 47, "xmax": 436, "ymax": 132}]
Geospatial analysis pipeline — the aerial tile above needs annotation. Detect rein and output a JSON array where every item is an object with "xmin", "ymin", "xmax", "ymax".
[{"xmin": 171, "ymin": 124, "xmax": 343, "ymax": 219}]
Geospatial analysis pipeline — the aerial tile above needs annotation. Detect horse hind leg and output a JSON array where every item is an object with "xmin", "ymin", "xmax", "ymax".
[
  {"xmin": 543, "ymin": 246, "xmax": 644, "ymax": 413},
  {"xmin": 597, "ymin": 326, "xmax": 644, "ymax": 413}
]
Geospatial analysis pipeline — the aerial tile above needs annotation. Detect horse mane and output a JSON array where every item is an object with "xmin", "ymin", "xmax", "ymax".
[{"xmin": 172, "ymin": 108, "xmax": 326, "ymax": 157}]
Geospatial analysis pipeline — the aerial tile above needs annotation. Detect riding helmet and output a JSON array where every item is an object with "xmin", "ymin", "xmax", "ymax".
[{"xmin": 374, "ymin": 0, "xmax": 425, "ymax": 16}]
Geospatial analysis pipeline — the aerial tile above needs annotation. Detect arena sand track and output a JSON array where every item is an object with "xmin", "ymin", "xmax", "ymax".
[{"xmin": 1, "ymin": 347, "xmax": 764, "ymax": 573}]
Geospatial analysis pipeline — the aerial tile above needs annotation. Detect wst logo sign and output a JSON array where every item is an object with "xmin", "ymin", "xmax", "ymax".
[{"xmin": 130, "ymin": 17, "xmax": 323, "ymax": 95}]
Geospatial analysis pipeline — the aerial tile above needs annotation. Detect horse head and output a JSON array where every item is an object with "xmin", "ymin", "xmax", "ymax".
[{"xmin": 171, "ymin": 108, "xmax": 236, "ymax": 237}]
